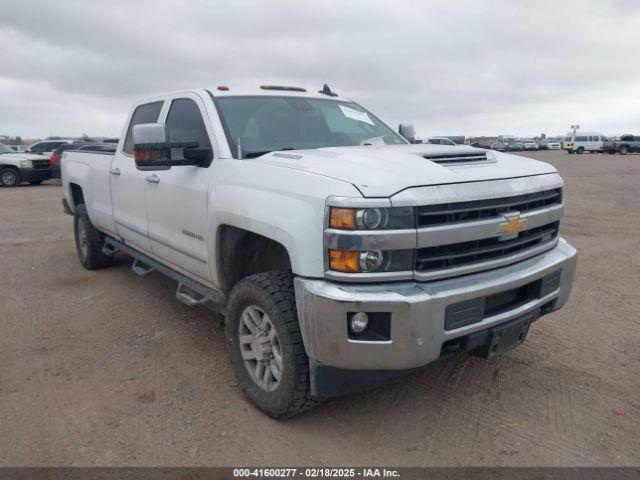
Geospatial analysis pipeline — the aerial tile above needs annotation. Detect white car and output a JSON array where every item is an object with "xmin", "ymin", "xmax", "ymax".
[
  {"xmin": 61, "ymin": 85, "xmax": 577, "ymax": 417},
  {"xmin": 522, "ymin": 140, "xmax": 539, "ymax": 151},
  {"xmin": 0, "ymin": 143, "xmax": 52, "ymax": 187},
  {"xmin": 546, "ymin": 142, "xmax": 561, "ymax": 150},
  {"xmin": 26, "ymin": 139, "xmax": 75, "ymax": 159}
]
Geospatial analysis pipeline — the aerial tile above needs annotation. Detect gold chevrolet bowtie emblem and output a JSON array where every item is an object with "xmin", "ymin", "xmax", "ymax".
[{"xmin": 498, "ymin": 215, "xmax": 527, "ymax": 238}]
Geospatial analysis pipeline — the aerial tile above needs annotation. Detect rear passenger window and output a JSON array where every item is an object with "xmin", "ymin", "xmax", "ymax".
[
  {"xmin": 165, "ymin": 98, "xmax": 212, "ymax": 165},
  {"xmin": 123, "ymin": 101, "xmax": 164, "ymax": 154},
  {"xmin": 575, "ymin": 136, "xmax": 587, "ymax": 142}
]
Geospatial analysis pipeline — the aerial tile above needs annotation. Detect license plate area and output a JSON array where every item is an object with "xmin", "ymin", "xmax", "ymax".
[{"xmin": 481, "ymin": 310, "xmax": 537, "ymax": 358}]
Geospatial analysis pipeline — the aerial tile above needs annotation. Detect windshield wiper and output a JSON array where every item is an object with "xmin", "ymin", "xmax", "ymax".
[{"xmin": 243, "ymin": 147, "xmax": 296, "ymax": 159}]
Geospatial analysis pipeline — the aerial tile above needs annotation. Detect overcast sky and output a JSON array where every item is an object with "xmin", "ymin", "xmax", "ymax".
[{"xmin": 1, "ymin": 0, "xmax": 639, "ymax": 140}]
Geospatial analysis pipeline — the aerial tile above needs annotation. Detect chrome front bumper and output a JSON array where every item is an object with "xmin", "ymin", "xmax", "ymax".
[{"xmin": 294, "ymin": 238, "xmax": 577, "ymax": 371}]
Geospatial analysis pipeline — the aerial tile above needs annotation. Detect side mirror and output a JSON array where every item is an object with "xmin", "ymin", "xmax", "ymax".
[
  {"xmin": 133, "ymin": 123, "xmax": 209, "ymax": 170},
  {"xmin": 399, "ymin": 123, "xmax": 417, "ymax": 144}
]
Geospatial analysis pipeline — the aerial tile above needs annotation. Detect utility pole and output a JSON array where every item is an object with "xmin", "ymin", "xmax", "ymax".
[{"xmin": 571, "ymin": 124, "xmax": 580, "ymax": 134}]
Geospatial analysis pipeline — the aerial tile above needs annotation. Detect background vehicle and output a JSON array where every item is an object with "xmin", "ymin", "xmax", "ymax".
[
  {"xmin": 61, "ymin": 86, "xmax": 576, "ymax": 418},
  {"xmin": 562, "ymin": 132, "xmax": 607, "ymax": 154},
  {"xmin": 26, "ymin": 139, "xmax": 74, "ymax": 158},
  {"xmin": 470, "ymin": 139, "xmax": 494, "ymax": 149},
  {"xmin": 0, "ymin": 142, "xmax": 51, "ymax": 187},
  {"xmin": 603, "ymin": 134, "xmax": 640, "ymax": 154},
  {"xmin": 425, "ymin": 137, "xmax": 456, "ymax": 145},
  {"xmin": 545, "ymin": 141, "xmax": 561, "ymax": 150},
  {"xmin": 51, "ymin": 143, "xmax": 117, "ymax": 178},
  {"xmin": 521, "ymin": 139, "xmax": 539, "ymax": 151},
  {"xmin": 492, "ymin": 139, "xmax": 524, "ymax": 152}
]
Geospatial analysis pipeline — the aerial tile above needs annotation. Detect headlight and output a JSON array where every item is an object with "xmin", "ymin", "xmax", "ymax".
[
  {"xmin": 19, "ymin": 159, "xmax": 33, "ymax": 169},
  {"xmin": 329, "ymin": 249, "xmax": 413, "ymax": 273},
  {"xmin": 329, "ymin": 207, "xmax": 414, "ymax": 230}
]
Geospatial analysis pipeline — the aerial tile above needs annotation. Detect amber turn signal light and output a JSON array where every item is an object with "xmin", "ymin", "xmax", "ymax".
[
  {"xmin": 329, "ymin": 207, "xmax": 355, "ymax": 229},
  {"xmin": 329, "ymin": 249, "xmax": 359, "ymax": 273}
]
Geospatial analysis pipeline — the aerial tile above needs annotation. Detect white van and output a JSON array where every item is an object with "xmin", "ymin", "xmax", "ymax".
[{"xmin": 562, "ymin": 132, "xmax": 608, "ymax": 154}]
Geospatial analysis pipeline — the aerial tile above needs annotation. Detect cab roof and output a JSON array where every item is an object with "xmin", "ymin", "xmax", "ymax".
[{"xmin": 207, "ymin": 85, "xmax": 349, "ymax": 101}]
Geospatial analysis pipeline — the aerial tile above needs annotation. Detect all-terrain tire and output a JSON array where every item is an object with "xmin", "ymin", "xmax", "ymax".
[
  {"xmin": 73, "ymin": 204, "xmax": 113, "ymax": 270},
  {"xmin": 225, "ymin": 271, "xmax": 317, "ymax": 418},
  {"xmin": 0, "ymin": 168, "xmax": 20, "ymax": 187}
]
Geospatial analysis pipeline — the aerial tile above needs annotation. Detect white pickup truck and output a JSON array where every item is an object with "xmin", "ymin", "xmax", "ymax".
[{"xmin": 62, "ymin": 85, "xmax": 577, "ymax": 418}]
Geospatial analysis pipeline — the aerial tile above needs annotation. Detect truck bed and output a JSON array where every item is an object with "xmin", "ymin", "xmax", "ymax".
[{"xmin": 62, "ymin": 150, "xmax": 116, "ymax": 236}]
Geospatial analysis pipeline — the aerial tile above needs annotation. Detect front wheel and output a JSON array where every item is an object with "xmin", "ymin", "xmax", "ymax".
[
  {"xmin": 74, "ymin": 204, "xmax": 113, "ymax": 270},
  {"xmin": 0, "ymin": 168, "xmax": 21, "ymax": 187},
  {"xmin": 225, "ymin": 271, "xmax": 316, "ymax": 418},
  {"xmin": 576, "ymin": 147, "xmax": 584, "ymax": 154}
]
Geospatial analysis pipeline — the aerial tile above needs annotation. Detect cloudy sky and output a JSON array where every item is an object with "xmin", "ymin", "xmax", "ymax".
[{"xmin": 1, "ymin": 0, "xmax": 639, "ymax": 140}]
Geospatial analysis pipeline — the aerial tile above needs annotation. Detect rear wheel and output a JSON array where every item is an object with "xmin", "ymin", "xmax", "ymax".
[
  {"xmin": 225, "ymin": 271, "xmax": 316, "ymax": 418},
  {"xmin": 620, "ymin": 145, "xmax": 629, "ymax": 155},
  {"xmin": 74, "ymin": 204, "xmax": 113, "ymax": 270},
  {"xmin": 576, "ymin": 147, "xmax": 584, "ymax": 154},
  {"xmin": 0, "ymin": 168, "xmax": 20, "ymax": 187}
]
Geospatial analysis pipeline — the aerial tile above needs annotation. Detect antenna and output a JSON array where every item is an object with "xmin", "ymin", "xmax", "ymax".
[{"xmin": 318, "ymin": 84, "xmax": 338, "ymax": 97}]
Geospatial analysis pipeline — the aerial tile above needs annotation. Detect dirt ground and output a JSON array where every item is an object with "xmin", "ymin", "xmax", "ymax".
[{"xmin": 0, "ymin": 151, "xmax": 638, "ymax": 467}]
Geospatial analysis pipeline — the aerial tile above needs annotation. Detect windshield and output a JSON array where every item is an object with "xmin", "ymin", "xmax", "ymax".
[
  {"xmin": 213, "ymin": 95, "xmax": 406, "ymax": 158},
  {"xmin": 0, "ymin": 143, "xmax": 14, "ymax": 154}
]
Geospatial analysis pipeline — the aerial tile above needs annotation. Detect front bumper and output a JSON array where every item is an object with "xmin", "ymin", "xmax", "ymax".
[
  {"xmin": 20, "ymin": 168, "xmax": 52, "ymax": 182},
  {"xmin": 295, "ymin": 238, "xmax": 576, "ymax": 376}
]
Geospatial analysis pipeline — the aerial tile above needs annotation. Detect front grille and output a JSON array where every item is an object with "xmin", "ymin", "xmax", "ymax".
[
  {"xmin": 417, "ymin": 188, "xmax": 562, "ymax": 228},
  {"xmin": 31, "ymin": 160, "xmax": 51, "ymax": 169},
  {"xmin": 416, "ymin": 222, "xmax": 559, "ymax": 272},
  {"xmin": 423, "ymin": 152, "xmax": 489, "ymax": 165}
]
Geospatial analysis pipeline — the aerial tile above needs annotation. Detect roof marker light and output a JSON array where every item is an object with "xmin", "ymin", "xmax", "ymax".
[{"xmin": 260, "ymin": 85, "xmax": 307, "ymax": 92}]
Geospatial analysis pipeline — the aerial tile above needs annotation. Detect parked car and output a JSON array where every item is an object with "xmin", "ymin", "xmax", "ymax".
[
  {"xmin": 61, "ymin": 86, "xmax": 576, "ymax": 418},
  {"xmin": 493, "ymin": 140, "xmax": 524, "ymax": 152},
  {"xmin": 0, "ymin": 142, "xmax": 52, "ymax": 187},
  {"xmin": 602, "ymin": 134, "xmax": 640, "ymax": 154},
  {"xmin": 545, "ymin": 141, "xmax": 561, "ymax": 150},
  {"xmin": 562, "ymin": 133, "xmax": 607, "ymax": 154},
  {"xmin": 426, "ymin": 137, "xmax": 456, "ymax": 146},
  {"xmin": 521, "ymin": 140, "xmax": 539, "ymax": 151},
  {"xmin": 10, "ymin": 145, "xmax": 27, "ymax": 152},
  {"xmin": 51, "ymin": 143, "xmax": 117, "ymax": 178},
  {"xmin": 470, "ymin": 140, "xmax": 494, "ymax": 149},
  {"xmin": 26, "ymin": 139, "xmax": 75, "ymax": 159}
]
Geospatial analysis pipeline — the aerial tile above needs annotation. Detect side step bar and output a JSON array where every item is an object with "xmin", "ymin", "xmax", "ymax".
[{"xmin": 103, "ymin": 236, "xmax": 226, "ymax": 314}]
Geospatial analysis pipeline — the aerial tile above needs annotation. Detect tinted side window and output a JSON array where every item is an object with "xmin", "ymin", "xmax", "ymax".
[
  {"xmin": 30, "ymin": 142, "xmax": 47, "ymax": 153},
  {"xmin": 575, "ymin": 136, "xmax": 587, "ymax": 142},
  {"xmin": 123, "ymin": 101, "xmax": 164, "ymax": 154},
  {"xmin": 166, "ymin": 98, "xmax": 212, "ymax": 163}
]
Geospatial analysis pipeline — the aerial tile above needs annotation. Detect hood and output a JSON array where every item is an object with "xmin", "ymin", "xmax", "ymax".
[
  {"xmin": 0, "ymin": 152, "xmax": 50, "ymax": 162},
  {"xmin": 254, "ymin": 144, "xmax": 558, "ymax": 197}
]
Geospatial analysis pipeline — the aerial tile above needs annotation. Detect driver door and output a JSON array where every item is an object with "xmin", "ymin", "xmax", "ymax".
[{"xmin": 144, "ymin": 94, "xmax": 215, "ymax": 283}]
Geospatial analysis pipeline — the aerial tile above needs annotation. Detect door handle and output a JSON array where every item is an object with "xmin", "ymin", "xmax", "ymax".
[
  {"xmin": 145, "ymin": 174, "xmax": 160, "ymax": 184},
  {"xmin": 110, "ymin": 168, "xmax": 121, "ymax": 176}
]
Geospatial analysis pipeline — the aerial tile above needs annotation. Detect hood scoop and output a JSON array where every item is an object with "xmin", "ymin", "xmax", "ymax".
[{"xmin": 421, "ymin": 151, "xmax": 493, "ymax": 165}]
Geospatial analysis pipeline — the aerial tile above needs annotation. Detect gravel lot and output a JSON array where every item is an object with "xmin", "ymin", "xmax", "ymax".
[{"xmin": 0, "ymin": 151, "xmax": 638, "ymax": 467}]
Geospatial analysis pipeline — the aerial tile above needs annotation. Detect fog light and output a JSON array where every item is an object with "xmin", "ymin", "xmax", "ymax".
[{"xmin": 350, "ymin": 312, "xmax": 369, "ymax": 334}]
